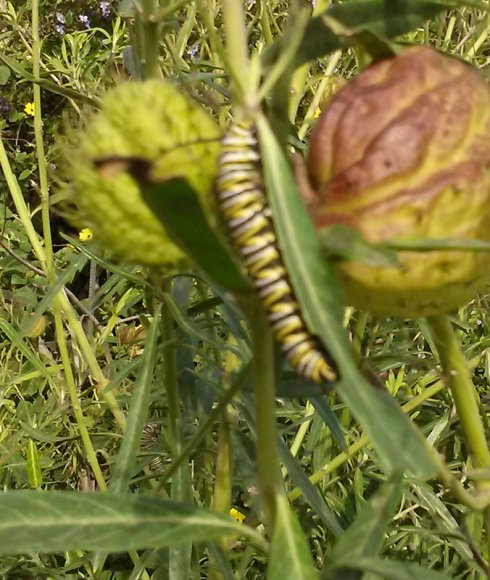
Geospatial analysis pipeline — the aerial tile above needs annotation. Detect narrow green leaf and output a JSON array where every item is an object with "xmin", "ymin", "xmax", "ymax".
[
  {"xmin": 163, "ymin": 291, "xmax": 241, "ymax": 357},
  {"xmin": 26, "ymin": 440, "xmax": 43, "ymax": 489},
  {"xmin": 0, "ymin": 64, "xmax": 11, "ymax": 84},
  {"xmin": 127, "ymin": 169, "xmax": 250, "ymax": 293},
  {"xmin": 263, "ymin": 0, "xmax": 455, "ymax": 69},
  {"xmin": 309, "ymin": 397, "xmax": 347, "ymax": 451},
  {"xmin": 382, "ymin": 237, "xmax": 490, "ymax": 252},
  {"xmin": 0, "ymin": 491, "xmax": 265, "ymax": 555},
  {"xmin": 20, "ymin": 252, "xmax": 89, "ymax": 338},
  {"xmin": 320, "ymin": 224, "xmax": 398, "ymax": 267},
  {"xmin": 0, "ymin": 318, "xmax": 53, "ymax": 382},
  {"xmin": 268, "ymin": 496, "xmax": 319, "ymax": 580},
  {"xmin": 327, "ymin": 557, "xmax": 452, "ymax": 580},
  {"xmin": 0, "ymin": 51, "xmax": 100, "ymax": 107},
  {"xmin": 20, "ymin": 421, "xmax": 73, "ymax": 444},
  {"xmin": 410, "ymin": 483, "xmax": 477, "ymax": 565},
  {"xmin": 278, "ymin": 439, "xmax": 343, "ymax": 537},
  {"xmin": 110, "ymin": 304, "xmax": 162, "ymax": 493},
  {"xmin": 326, "ymin": 475, "xmax": 403, "ymax": 568},
  {"xmin": 257, "ymin": 116, "xmax": 435, "ymax": 478}
]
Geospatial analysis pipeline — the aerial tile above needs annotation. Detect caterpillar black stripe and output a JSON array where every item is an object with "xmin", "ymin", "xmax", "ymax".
[
  {"xmin": 215, "ymin": 120, "xmax": 338, "ymax": 383},
  {"xmin": 140, "ymin": 423, "xmax": 165, "ymax": 474}
]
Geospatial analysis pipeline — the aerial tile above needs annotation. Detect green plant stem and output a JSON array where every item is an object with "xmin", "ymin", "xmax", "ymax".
[
  {"xmin": 297, "ymin": 49, "xmax": 342, "ymax": 140},
  {"xmin": 209, "ymin": 414, "xmax": 233, "ymax": 580},
  {"xmin": 53, "ymin": 309, "xmax": 107, "ymax": 491},
  {"xmin": 213, "ymin": 415, "xmax": 232, "ymax": 513},
  {"xmin": 427, "ymin": 315, "xmax": 490, "ymax": 563},
  {"xmin": 0, "ymin": 136, "xmax": 125, "ymax": 432},
  {"xmin": 141, "ymin": 0, "xmax": 161, "ymax": 79},
  {"xmin": 0, "ymin": 136, "xmax": 46, "ymax": 269},
  {"xmin": 154, "ymin": 376, "xmax": 242, "ymax": 486},
  {"xmin": 162, "ymin": 282, "xmax": 181, "ymax": 451},
  {"xmin": 427, "ymin": 316, "xmax": 490, "ymax": 470},
  {"xmin": 61, "ymin": 298, "xmax": 126, "ymax": 431},
  {"xmin": 259, "ymin": 1, "xmax": 273, "ymax": 45},
  {"xmin": 161, "ymin": 278, "xmax": 193, "ymax": 576},
  {"xmin": 243, "ymin": 297, "xmax": 284, "ymax": 532},
  {"xmin": 221, "ymin": 0, "xmax": 250, "ymax": 105},
  {"xmin": 31, "ymin": 0, "xmax": 53, "ymax": 272},
  {"xmin": 196, "ymin": 0, "xmax": 225, "ymax": 77},
  {"xmin": 287, "ymin": 351, "xmax": 490, "ymax": 511}
]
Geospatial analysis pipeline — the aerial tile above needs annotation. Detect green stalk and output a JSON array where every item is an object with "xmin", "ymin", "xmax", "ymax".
[
  {"xmin": 287, "ymin": 350, "xmax": 489, "ymax": 509},
  {"xmin": 196, "ymin": 0, "xmax": 225, "ymax": 76},
  {"xmin": 259, "ymin": 1, "xmax": 273, "ymax": 45},
  {"xmin": 141, "ymin": 0, "xmax": 161, "ymax": 79},
  {"xmin": 209, "ymin": 414, "xmax": 233, "ymax": 580},
  {"xmin": 161, "ymin": 278, "xmax": 193, "ymax": 577},
  {"xmin": 427, "ymin": 315, "xmax": 490, "ymax": 562},
  {"xmin": 31, "ymin": 0, "xmax": 53, "ymax": 272},
  {"xmin": 0, "ymin": 120, "xmax": 125, "ymax": 433},
  {"xmin": 241, "ymin": 297, "xmax": 284, "ymax": 531},
  {"xmin": 0, "ymin": 136, "xmax": 46, "ymax": 269},
  {"xmin": 221, "ymin": 0, "xmax": 250, "ymax": 105},
  {"xmin": 162, "ymin": 281, "xmax": 181, "ymax": 449},
  {"xmin": 213, "ymin": 416, "xmax": 232, "ymax": 514},
  {"xmin": 53, "ymin": 309, "xmax": 107, "ymax": 491},
  {"xmin": 297, "ymin": 50, "xmax": 342, "ymax": 141},
  {"xmin": 61, "ymin": 296, "xmax": 126, "ymax": 431},
  {"xmin": 427, "ymin": 316, "xmax": 490, "ymax": 470}
]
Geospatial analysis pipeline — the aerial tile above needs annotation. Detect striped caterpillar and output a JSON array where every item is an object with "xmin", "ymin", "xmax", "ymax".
[{"xmin": 215, "ymin": 119, "xmax": 338, "ymax": 383}]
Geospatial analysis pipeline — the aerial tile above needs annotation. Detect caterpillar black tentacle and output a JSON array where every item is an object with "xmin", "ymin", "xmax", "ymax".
[{"xmin": 215, "ymin": 119, "xmax": 338, "ymax": 384}]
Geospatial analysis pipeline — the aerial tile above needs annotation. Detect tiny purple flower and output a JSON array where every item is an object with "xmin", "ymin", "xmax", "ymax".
[
  {"xmin": 0, "ymin": 97, "xmax": 10, "ymax": 114},
  {"xmin": 187, "ymin": 43, "xmax": 200, "ymax": 59},
  {"xmin": 56, "ymin": 12, "xmax": 65, "ymax": 24},
  {"xmin": 79, "ymin": 14, "xmax": 91, "ymax": 28},
  {"xmin": 55, "ymin": 23, "xmax": 64, "ymax": 34},
  {"xmin": 100, "ymin": 1, "xmax": 110, "ymax": 18}
]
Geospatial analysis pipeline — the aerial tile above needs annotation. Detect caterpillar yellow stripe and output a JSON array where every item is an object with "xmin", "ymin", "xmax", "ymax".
[{"xmin": 215, "ymin": 120, "xmax": 338, "ymax": 383}]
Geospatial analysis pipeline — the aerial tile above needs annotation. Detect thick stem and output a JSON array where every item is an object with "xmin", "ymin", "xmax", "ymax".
[
  {"xmin": 288, "ymin": 351, "xmax": 490, "ymax": 511},
  {"xmin": 427, "ymin": 316, "xmax": 490, "ymax": 469},
  {"xmin": 221, "ymin": 0, "xmax": 250, "ymax": 105},
  {"xmin": 141, "ymin": 0, "xmax": 161, "ymax": 79},
  {"xmin": 427, "ymin": 315, "xmax": 490, "ymax": 568},
  {"xmin": 161, "ymin": 279, "xmax": 181, "ymax": 453},
  {"xmin": 243, "ymin": 297, "xmax": 284, "ymax": 532}
]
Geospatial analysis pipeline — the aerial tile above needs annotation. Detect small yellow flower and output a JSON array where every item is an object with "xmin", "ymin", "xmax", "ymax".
[
  {"xmin": 24, "ymin": 102, "xmax": 35, "ymax": 116},
  {"xmin": 79, "ymin": 227, "xmax": 93, "ymax": 242},
  {"xmin": 313, "ymin": 107, "xmax": 322, "ymax": 119},
  {"xmin": 229, "ymin": 508, "xmax": 245, "ymax": 524}
]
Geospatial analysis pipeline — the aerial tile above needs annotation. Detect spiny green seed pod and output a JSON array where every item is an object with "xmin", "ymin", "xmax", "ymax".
[
  {"xmin": 306, "ymin": 46, "xmax": 490, "ymax": 317},
  {"xmin": 63, "ymin": 80, "xmax": 220, "ymax": 266}
]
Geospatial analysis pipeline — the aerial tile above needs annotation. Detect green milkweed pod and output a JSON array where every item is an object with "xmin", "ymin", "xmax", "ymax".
[
  {"xmin": 63, "ymin": 80, "xmax": 220, "ymax": 266},
  {"xmin": 305, "ymin": 46, "xmax": 490, "ymax": 317}
]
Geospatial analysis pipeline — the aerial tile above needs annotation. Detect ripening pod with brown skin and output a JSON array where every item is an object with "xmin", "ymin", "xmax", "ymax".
[{"xmin": 305, "ymin": 46, "xmax": 490, "ymax": 318}]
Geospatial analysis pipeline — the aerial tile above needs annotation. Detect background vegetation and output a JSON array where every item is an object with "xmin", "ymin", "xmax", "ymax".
[{"xmin": 0, "ymin": 0, "xmax": 490, "ymax": 578}]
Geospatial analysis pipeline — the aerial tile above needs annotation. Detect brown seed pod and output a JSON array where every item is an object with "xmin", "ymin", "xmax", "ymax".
[{"xmin": 305, "ymin": 47, "xmax": 490, "ymax": 317}]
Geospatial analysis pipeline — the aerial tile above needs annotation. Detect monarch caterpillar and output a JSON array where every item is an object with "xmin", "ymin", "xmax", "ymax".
[
  {"xmin": 215, "ymin": 119, "xmax": 338, "ymax": 384},
  {"xmin": 140, "ymin": 423, "xmax": 165, "ymax": 474}
]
